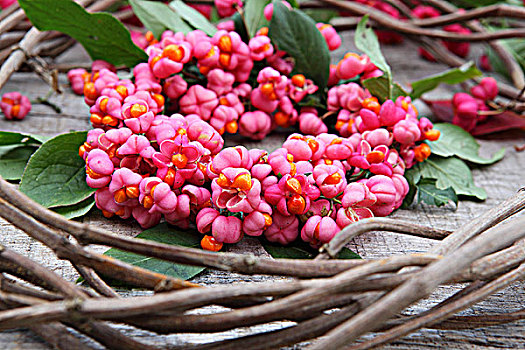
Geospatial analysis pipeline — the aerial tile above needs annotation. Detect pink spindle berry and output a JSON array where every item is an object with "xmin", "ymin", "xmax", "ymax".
[
  {"xmin": 249, "ymin": 35, "xmax": 274, "ymax": 61},
  {"xmin": 179, "ymin": 85, "xmax": 219, "ymax": 120},
  {"xmin": 470, "ymin": 77, "xmax": 498, "ymax": 101},
  {"xmin": 336, "ymin": 53, "xmax": 366, "ymax": 80},
  {"xmin": 312, "ymin": 164, "xmax": 347, "ymax": 198},
  {"xmin": 212, "ymin": 215, "xmax": 243, "ymax": 243},
  {"xmin": 196, "ymin": 208, "xmax": 220, "ymax": 233},
  {"xmin": 264, "ymin": 212, "xmax": 299, "ymax": 245},
  {"xmin": 299, "ymin": 112, "xmax": 327, "ymax": 136},
  {"xmin": 301, "ymin": 216, "xmax": 340, "ymax": 247},
  {"xmin": 393, "ymin": 119, "xmax": 421, "ymax": 145},
  {"xmin": 365, "ymin": 175, "xmax": 397, "ymax": 217},
  {"xmin": 86, "ymin": 149, "xmax": 114, "ymax": 188},
  {"xmin": 215, "ymin": 0, "xmax": 243, "ymax": 17},
  {"xmin": 1, "ymin": 92, "xmax": 31, "ymax": 120},
  {"xmin": 239, "ymin": 111, "xmax": 272, "ymax": 140}
]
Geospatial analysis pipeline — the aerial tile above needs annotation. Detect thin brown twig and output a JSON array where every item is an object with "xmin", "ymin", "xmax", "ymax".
[
  {"xmin": 346, "ymin": 263, "xmax": 525, "ymax": 350},
  {"xmin": 73, "ymin": 264, "xmax": 120, "ymax": 298},
  {"xmin": 320, "ymin": 0, "xmax": 525, "ymax": 42},
  {"xmin": 413, "ymin": 4, "xmax": 525, "ymax": 27},
  {"xmin": 306, "ymin": 212, "xmax": 525, "ymax": 350}
]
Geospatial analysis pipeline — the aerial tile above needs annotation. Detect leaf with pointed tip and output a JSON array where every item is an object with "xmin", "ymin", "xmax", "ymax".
[
  {"xmin": 19, "ymin": 0, "xmax": 147, "ymax": 67},
  {"xmin": 103, "ymin": 223, "xmax": 206, "ymax": 284},
  {"xmin": 169, "ymin": 0, "xmax": 217, "ymax": 36},
  {"xmin": 129, "ymin": 0, "xmax": 192, "ymax": 38},
  {"xmin": 417, "ymin": 178, "xmax": 458, "ymax": 207},
  {"xmin": 415, "ymin": 156, "xmax": 486, "ymax": 200},
  {"xmin": 19, "ymin": 131, "xmax": 96, "ymax": 208},
  {"xmin": 244, "ymin": 0, "xmax": 271, "ymax": 38},
  {"xmin": 269, "ymin": 1, "xmax": 330, "ymax": 90},
  {"xmin": 429, "ymin": 123, "xmax": 505, "ymax": 165},
  {"xmin": 53, "ymin": 196, "xmax": 95, "ymax": 220},
  {"xmin": 410, "ymin": 62, "xmax": 481, "ymax": 99}
]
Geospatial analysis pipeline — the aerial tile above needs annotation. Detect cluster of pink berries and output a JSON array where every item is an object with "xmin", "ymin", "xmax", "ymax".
[
  {"xmin": 69, "ymin": 9, "xmax": 443, "ymax": 250},
  {"xmin": 68, "ymin": 21, "xmax": 338, "ymax": 139},
  {"xmin": 452, "ymin": 77, "xmax": 499, "ymax": 132}
]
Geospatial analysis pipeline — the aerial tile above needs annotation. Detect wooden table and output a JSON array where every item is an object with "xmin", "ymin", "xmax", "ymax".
[{"xmin": 0, "ymin": 36, "xmax": 523, "ymax": 349}]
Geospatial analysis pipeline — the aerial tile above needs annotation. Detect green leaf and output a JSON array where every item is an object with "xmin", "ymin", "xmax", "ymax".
[
  {"xmin": 18, "ymin": 0, "xmax": 147, "ymax": 67},
  {"xmin": 416, "ymin": 156, "xmax": 487, "ymax": 200},
  {"xmin": 0, "ymin": 146, "xmax": 36, "ymax": 181},
  {"xmin": 269, "ymin": 1, "xmax": 330, "ymax": 90},
  {"xmin": 417, "ymin": 178, "xmax": 458, "ymax": 207},
  {"xmin": 355, "ymin": 15, "xmax": 392, "ymax": 98},
  {"xmin": 232, "ymin": 12, "xmax": 249, "ymax": 43},
  {"xmin": 244, "ymin": 0, "xmax": 271, "ymax": 38},
  {"xmin": 104, "ymin": 223, "xmax": 205, "ymax": 282},
  {"xmin": 0, "ymin": 131, "xmax": 44, "ymax": 146},
  {"xmin": 129, "ymin": 0, "xmax": 192, "ymax": 38},
  {"xmin": 169, "ymin": 0, "xmax": 217, "ymax": 36},
  {"xmin": 262, "ymin": 239, "xmax": 360, "ymax": 259},
  {"xmin": 362, "ymin": 76, "xmax": 408, "ymax": 103},
  {"xmin": 263, "ymin": 240, "xmax": 313, "ymax": 259},
  {"xmin": 336, "ymin": 248, "xmax": 361, "ymax": 259},
  {"xmin": 409, "ymin": 62, "xmax": 481, "ymax": 99},
  {"xmin": 429, "ymin": 123, "xmax": 505, "ymax": 165},
  {"xmin": 19, "ymin": 131, "xmax": 96, "ymax": 208},
  {"xmin": 53, "ymin": 196, "xmax": 95, "ymax": 219},
  {"xmin": 401, "ymin": 167, "xmax": 420, "ymax": 209}
]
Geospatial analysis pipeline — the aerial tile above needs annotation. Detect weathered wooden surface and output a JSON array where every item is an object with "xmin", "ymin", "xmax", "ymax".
[{"xmin": 0, "ymin": 35, "xmax": 523, "ymax": 349}]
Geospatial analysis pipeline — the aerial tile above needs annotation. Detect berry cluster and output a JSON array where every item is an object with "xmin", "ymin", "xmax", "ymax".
[
  {"xmin": 69, "ymin": 9, "xmax": 442, "ymax": 250},
  {"xmin": 451, "ymin": 77, "xmax": 499, "ymax": 132}
]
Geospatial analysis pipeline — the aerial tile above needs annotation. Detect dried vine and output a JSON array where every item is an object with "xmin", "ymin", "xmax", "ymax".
[{"xmin": 0, "ymin": 174, "xmax": 523, "ymax": 348}]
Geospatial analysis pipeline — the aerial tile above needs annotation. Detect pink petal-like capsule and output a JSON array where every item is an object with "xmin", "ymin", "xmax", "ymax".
[
  {"xmin": 313, "ymin": 164, "xmax": 347, "ymax": 199},
  {"xmin": 393, "ymin": 119, "xmax": 421, "ymax": 145},
  {"xmin": 264, "ymin": 211, "xmax": 299, "ymax": 245},
  {"xmin": 239, "ymin": 111, "xmax": 272, "ymax": 140},
  {"xmin": 301, "ymin": 215, "xmax": 340, "ymax": 247},
  {"xmin": 163, "ymin": 75, "xmax": 188, "ymax": 99},
  {"xmin": 364, "ymin": 175, "xmax": 397, "ymax": 216},
  {"xmin": 299, "ymin": 112, "xmax": 327, "ymax": 136},
  {"xmin": 212, "ymin": 215, "xmax": 243, "ymax": 243},
  {"xmin": 150, "ymin": 182, "xmax": 178, "ymax": 214},
  {"xmin": 342, "ymin": 182, "xmax": 377, "ymax": 208},
  {"xmin": 207, "ymin": 68, "xmax": 235, "ymax": 96},
  {"xmin": 470, "ymin": 77, "xmax": 498, "ymax": 101},
  {"xmin": 378, "ymin": 100, "xmax": 405, "ymax": 127},
  {"xmin": 132, "ymin": 206, "xmax": 161, "ymax": 229},
  {"xmin": 249, "ymin": 35, "xmax": 274, "ymax": 61},
  {"xmin": 86, "ymin": 149, "xmax": 114, "ymax": 188},
  {"xmin": 243, "ymin": 202, "xmax": 272, "ymax": 237},
  {"xmin": 362, "ymin": 128, "xmax": 392, "ymax": 148},
  {"xmin": 336, "ymin": 53, "xmax": 366, "ymax": 80},
  {"xmin": 0, "ymin": 92, "xmax": 31, "ymax": 120},
  {"xmin": 196, "ymin": 207, "xmax": 220, "ymax": 233},
  {"xmin": 179, "ymin": 85, "xmax": 219, "ymax": 120}
]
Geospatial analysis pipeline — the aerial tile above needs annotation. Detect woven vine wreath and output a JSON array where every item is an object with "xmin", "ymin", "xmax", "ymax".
[
  {"xmin": 0, "ymin": 179, "xmax": 524, "ymax": 349},
  {"xmin": 0, "ymin": 0, "xmax": 524, "ymax": 349}
]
